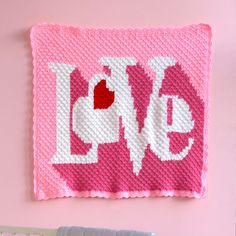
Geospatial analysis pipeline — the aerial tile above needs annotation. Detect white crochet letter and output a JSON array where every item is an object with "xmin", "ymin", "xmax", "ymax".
[
  {"xmin": 73, "ymin": 73, "xmax": 119, "ymax": 144},
  {"xmin": 147, "ymin": 57, "xmax": 194, "ymax": 161},
  {"xmin": 100, "ymin": 57, "xmax": 146, "ymax": 175},
  {"xmin": 49, "ymin": 62, "xmax": 98, "ymax": 164}
]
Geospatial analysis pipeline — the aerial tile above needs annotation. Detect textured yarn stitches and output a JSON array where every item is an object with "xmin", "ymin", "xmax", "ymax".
[{"xmin": 31, "ymin": 23, "xmax": 212, "ymax": 200}]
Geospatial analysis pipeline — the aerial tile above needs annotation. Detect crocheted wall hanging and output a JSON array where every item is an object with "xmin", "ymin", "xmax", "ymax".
[{"xmin": 31, "ymin": 23, "xmax": 211, "ymax": 200}]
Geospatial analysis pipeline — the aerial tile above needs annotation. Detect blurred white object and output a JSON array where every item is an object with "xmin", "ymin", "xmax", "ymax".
[
  {"xmin": 0, "ymin": 226, "xmax": 55, "ymax": 236},
  {"xmin": 0, "ymin": 226, "xmax": 155, "ymax": 236},
  {"xmin": 57, "ymin": 226, "xmax": 155, "ymax": 236}
]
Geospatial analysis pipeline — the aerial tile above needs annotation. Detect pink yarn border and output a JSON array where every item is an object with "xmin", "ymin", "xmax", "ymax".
[
  {"xmin": 31, "ymin": 28, "xmax": 38, "ymax": 198},
  {"xmin": 200, "ymin": 23, "xmax": 212, "ymax": 198},
  {"xmin": 37, "ymin": 189, "xmax": 203, "ymax": 200},
  {"xmin": 31, "ymin": 23, "xmax": 212, "ymax": 200}
]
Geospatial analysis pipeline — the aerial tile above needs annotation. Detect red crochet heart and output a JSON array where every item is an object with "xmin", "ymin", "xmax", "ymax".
[{"xmin": 94, "ymin": 80, "xmax": 115, "ymax": 109}]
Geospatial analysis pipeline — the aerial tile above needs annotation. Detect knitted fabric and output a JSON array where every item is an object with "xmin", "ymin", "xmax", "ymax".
[{"xmin": 31, "ymin": 23, "xmax": 211, "ymax": 200}]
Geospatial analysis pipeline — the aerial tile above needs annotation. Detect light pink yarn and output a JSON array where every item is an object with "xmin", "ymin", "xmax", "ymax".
[{"xmin": 31, "ymin": 23, "xmax": 212, "ymax": 200}]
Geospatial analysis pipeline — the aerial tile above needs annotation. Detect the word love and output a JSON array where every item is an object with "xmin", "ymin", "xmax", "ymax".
[{"xmin": 49, "ymin": 57, "xmax": 194, "ymax": 175}]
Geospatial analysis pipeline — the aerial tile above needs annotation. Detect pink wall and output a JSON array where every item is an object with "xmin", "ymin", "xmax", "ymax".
[{"xmin": 0, "ymin": 0, "xmax": 235, "ymax": 236}]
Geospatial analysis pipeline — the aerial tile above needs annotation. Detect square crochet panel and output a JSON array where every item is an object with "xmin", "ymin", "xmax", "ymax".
[{"xmin": 31, "ymin": 23, "xmax": 211, "ymax": 200}]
